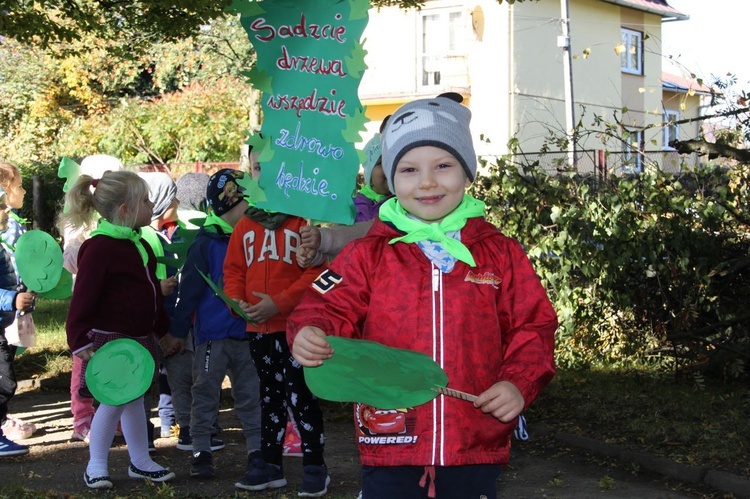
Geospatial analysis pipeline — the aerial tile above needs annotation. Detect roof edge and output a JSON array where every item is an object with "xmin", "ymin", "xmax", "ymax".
[{"xmin": 599, "ymin": 0, "xmax": 689, "ymax": 21}]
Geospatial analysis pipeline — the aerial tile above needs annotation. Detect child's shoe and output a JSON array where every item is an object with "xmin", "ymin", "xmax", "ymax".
[
  {"xmin": 70, "ymin": 426, "xmax": 90, "ymax": 444},
  {"xmin": 83, "ymin": 471, "xmax": 113, "ymax": 489},
  {"xmin": 235, "ymin": 457, "xmax": 287, "ymax": 491},
  {"xmin": 298, "ymin": 464, "xmax": 330, "ymax": 497},
  {"xmin": 128, "ymin": 463, "xmax": 175, "ymax": 482},
  {"xmin": 283, "ymin": 420, "xmax": 303, "ymax": 457},
  {"xmin": 190, "ymin": 451, "xmax": 215, "ymax": 479},
  {"xmin": 176, "ymin": 426, "xmax": 225, "ymax": 451},
  {"xmin": 0, "ymin": 435, "xmax": 29, "ymax": 457},
  {"xmin": 1, "ymin": 416, "xmax": 36, "ymax": 440}
]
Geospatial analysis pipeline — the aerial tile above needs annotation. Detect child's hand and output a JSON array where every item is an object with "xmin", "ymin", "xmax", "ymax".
[
  {"xmin": 299, "ymin": 225, "xmax": 322, "ymax": 250},
  {"xmin": 160, "ymin": 276, "xmax": 178, "ymax": 296},
  {"xmin": 247, "ymin": 292, "xmax": 279, "ymax": 323},
  {"xmin": 14, "ymin": 292, "xmax": 35, "ymax": 313},
  {"xmin": 292, "ymin": 326, "xmax": 333, "ymax": 367},
  {"xmin": 296, "ymin": 246, "xmax": 317, "ymax": 268},
  {"xmin": 159, "ymin": 333, "xmax": 186, "ymax": 357},
  {"xmin": 76, "ymin": 347, "xmax": 95, "ymax": 361},
  {"xmin": 236, "ymin": 299, "xmax": 252, "ymax": 315},
  {"xmin": 473, "ymin": 381, "xmax": 525, "ymax": 423}
]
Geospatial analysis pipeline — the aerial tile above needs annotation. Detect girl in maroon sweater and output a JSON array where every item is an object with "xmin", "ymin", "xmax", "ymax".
[{"xmin": 61, "ymin": 171, "xmax": 175, "ymax": 489}]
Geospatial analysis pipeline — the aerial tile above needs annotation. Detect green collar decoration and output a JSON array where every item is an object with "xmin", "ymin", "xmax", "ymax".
[
  {"xmin": 359, "ymin": 184, "xmax": 388, "ymax": 203},
  {"xmin": 378, "ymin": 194, "xmax": 485, "ymax": 267},
  {"xmin": 91, "ymin": 219, "xmax": 148, "ymax": 266},
  {"xmin": 202, "ymin": 211, "xmax": 234, "ymax": 235}
]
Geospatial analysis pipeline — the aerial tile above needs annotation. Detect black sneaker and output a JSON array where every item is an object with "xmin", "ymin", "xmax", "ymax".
[
  {"xmin": 298, "ymin": 464, "xmax": 330, "ymax": 497},
  {"xmin": 190, "ymin": 451, "xmax": 215, "ymax": 479},
  {"xmin": 235, "ymin": 458, "xmax": 287, "ymax": 491},
  {"xmin": 176, "ymin": 427, "xmax": 225, "ymax": 451}
]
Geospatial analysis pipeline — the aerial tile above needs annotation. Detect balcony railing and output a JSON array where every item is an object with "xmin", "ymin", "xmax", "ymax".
[{"xmin": 510, "ymin": 150, "xmax": 703, "ymax": 176}]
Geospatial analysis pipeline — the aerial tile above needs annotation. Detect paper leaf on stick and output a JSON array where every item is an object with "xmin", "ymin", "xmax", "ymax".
[
  {"xmin": 197, "ymin": 268, "xmax": 256, "ymax": 324},
  {"xmin": 39, "ymin": 268, "xmax": 73, "ymax": 300},
  {"xmin": 303, "ymin": 336, "xmax": 449, "ymax": 409},
  {"xmin": 58, "ymin": 157, "xmax": 81, "ymax": 193},
  {"xmin": 85, "ymin": 338, "xmax": 155, "ymax": 406},
  {"xmin": 15, "ymin": 230, "xmax": 63, "ymax": 293}
]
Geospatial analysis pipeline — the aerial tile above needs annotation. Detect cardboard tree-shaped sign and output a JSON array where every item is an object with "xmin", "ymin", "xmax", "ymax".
[{"xmin": 231, "ymin": 0, "xmax": 370, "ymax": 224}]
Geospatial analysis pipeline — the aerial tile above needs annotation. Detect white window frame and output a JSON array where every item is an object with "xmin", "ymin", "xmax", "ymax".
[
  {"xmin": 663, "ymin": 110, "xmax": 679, "ymax": 149},
  {"xmin": 417, "ymin": 7, "xmax": 465, "ymax": 89},
  {"xmin": 620, "ymin": 28, "xmax": 643, "ymax": 75},
  {"xmin": 623, "ymin": 129, "xmax": 644, "ymax": 173}
]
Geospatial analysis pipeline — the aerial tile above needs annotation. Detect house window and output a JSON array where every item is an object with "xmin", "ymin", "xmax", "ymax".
[
  {"xmin": 623, "ymin": 129, "xmax": 644, "ymax": 173},
  {"xmin": 419, "ymin": 8, "xmax": 465, "ymax": 88},
  {"xmin": 663, "ymin": 110, "xmax": 679, "ymax": 149},
  {"xmin": 620, "ymin": 28, "xmax": 643, "ymax": 75}
]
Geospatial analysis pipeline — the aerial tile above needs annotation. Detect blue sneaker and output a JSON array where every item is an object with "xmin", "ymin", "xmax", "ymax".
[
  {"xmin": 298, "ymin": 464, "xmax": 330, "ymax": 497},
  {"xmin": 0, "ymin": 435, "xmax": 29, "ymax": 457},
  {"xmin": 235, "ymin": 458, "xmax": 287, "ymax": 491}
]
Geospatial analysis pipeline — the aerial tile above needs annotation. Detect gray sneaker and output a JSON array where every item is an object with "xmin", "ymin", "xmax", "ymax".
[{"xmin": 235, "ymin": 457, "xmax": 287, "ymax": 491}]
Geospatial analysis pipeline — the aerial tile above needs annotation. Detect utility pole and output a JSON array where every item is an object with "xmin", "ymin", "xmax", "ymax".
[{"xmin": 558, "ymin": 0, "xmax": 577, "ymax": 169}]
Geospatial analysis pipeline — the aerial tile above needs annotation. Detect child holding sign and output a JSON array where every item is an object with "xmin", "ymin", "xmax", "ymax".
[
  {"xmin": 0, "ymin": 184, "xmax": 35, "ymax": 457},
  {"xmin": 288, "ymin": 95, "xmax": 557, "ymax": 498},
  {"xmin": 62, "ymin": 171, "xmax": 175, "ymax": 488},
  {"xmin": 223, "ymin": 162, "xmax": 330, "ymax": 496}
]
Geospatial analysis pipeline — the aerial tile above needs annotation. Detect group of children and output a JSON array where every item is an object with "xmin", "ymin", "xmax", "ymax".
[{"xmin": 0, "ymin": 93, "xmax": 557, "ymax": 499}]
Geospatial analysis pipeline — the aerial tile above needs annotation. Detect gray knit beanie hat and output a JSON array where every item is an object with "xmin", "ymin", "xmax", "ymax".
[
  {"xmin": 381, "ymin": 94, "xmax": 476, "ymax": 193},
  {"xmin": 176, "ymin": 172, "xmax": 209, "ymax": 211},
  {"xmin": 137, "ymin": 172, "xmax": 177, "ymax": 221}
]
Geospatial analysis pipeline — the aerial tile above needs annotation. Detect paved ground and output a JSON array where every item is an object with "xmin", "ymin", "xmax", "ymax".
[{"xmin": 1, "ymin": 381, "xmax": 738, "ymax": 498}]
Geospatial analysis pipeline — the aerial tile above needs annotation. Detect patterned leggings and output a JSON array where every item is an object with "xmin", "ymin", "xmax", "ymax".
[{"xmin": 249, "ymin": 331, "xmax": 325, "ymax": 467}]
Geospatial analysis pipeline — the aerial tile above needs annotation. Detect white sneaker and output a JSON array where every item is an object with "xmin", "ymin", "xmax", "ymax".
[
  {"xmin": 2, "ymin": 416, "xmax": 36, "ymax": 440},
  {"xmin": 71, "ymin": 426, "xmax": 90, "ymax": 444}
]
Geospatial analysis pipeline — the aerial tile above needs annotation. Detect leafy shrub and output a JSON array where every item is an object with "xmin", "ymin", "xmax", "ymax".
[{"xmin": 472, "ymin": 158, "xmax": 750, "ymax": 379}]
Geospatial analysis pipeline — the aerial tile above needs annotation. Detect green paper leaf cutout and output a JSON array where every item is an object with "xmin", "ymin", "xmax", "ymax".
[
  {"xmin": 247, "ymin": 133, "xmax": 274, "ymax": 162},
  {"xmin": 15, "ymin": 230, "xmax": 63, "ymax": 293},
  {"xmin": 228, "ymin": 0, "xmax": 266, "ymax": 17},
  {"xmin": 303, "ymin": 336, "xmax": 449, "ymax": 409},
  {"xmin": 346, "ymin": 39, "xmax": 369, "ymax": 79},
  {"xmin": 343, "ymin": 107, "xmax": 369, "ymax": 143},
  {"xmin": 58, "ymin": 157, "xmax": 81, "ymax": 193},
  {"xmin": 349, "ymin": 0, "xmax": 370, "ymax": 20},
  {"xmin": 39, "ymin": 268, "xmax": 73, "ymax": 300},
  {"xmin": 246, "ymin": 67, "xmax": 273, "ymax": 94},
  {"xmin": 236, "ymin": 173, "xmax": 267, "ymax": 206},
  {"xmin": 85, "ymin": 338, "xmax": 155, "ymax": 406},
  {"xmin": 197, "ymin": 268, "xmax": 257, "ymax": 324}
]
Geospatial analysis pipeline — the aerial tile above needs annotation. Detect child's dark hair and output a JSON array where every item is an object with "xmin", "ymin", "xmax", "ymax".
[{"xmin": 57, "ymin": 170, "xmax": 149, "ymax": 231}]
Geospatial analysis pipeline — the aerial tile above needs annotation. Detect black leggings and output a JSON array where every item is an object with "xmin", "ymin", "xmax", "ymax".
[{"xmin": 249, "ymin": 331, "xmax": 325, "ymax": 467}]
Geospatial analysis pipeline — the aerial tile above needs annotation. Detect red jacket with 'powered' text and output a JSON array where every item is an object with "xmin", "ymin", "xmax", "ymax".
[{"xmin": 287, "ymin": 216, "xmax": 557, "ymax": 467}]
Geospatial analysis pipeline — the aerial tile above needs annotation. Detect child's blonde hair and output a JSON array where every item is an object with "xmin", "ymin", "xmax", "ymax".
[
  {"xmin": 0, "ymin": 161, "xmax": 22, "ymax": 194},
  {"xmin": 58, "ymin": 170, "xmax": 149, "ymax": 231}
]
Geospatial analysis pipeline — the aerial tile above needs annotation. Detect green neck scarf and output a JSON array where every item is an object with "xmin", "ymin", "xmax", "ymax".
[
  {"xmin": 378, "ymin": 194, "xmax": 485, "ymax": 267},
  {"xmin": 203, "ymin": 211, "xmax": 234, "ymax": 235},
  {"xmin": 10, "ymin": 211, "xmax": 29, "ymax": 225},
  {"xmin": 91, "ymin": 219, "xmax": 149, "ymax": 266},
  {"xmin": 359, "ymin": 184, "xmax": 388, "ymax": 203}
]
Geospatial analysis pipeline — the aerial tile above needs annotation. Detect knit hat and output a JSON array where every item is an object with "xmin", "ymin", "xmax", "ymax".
[
  {"xmin": 137, "ymin": 172, "xmax": 177, "ymax": 221},
  {"xmin": 362, "ymin": 134, "xmax": 382, "ymax": 186},
  {"xmin": 381, "ymin": 95, "xmax": 476, "ymax": 193},
  {"xmin": 206, "ymin": 169, "xmax": 246, "ymax": 216},
  {"xmin": 80, "ymin": 154, "xmax": 124, "ymax": 178},
  {"xmin": 175, "ymin": 172, "xmax": 209, "ymax": 211}
]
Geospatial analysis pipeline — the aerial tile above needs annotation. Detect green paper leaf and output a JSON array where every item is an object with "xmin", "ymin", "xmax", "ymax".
[
  {"xmin": 85, "ymin": 338, "xmax": 155, "ymax": 406},
  {"xmin": 58, "ymin": 157, "xmax": 81, "ymax": 193},
  {"xmin": 346, "ymin": 39, "xmax": 369, "ymax": 79},
  {"xmin": 343, "ymin": 107, "xmax": 369, "ymax": 143},
  {"xmin": 236, "ymin": 174, "xmax": 267, "ymax": 205},
  {"xmin": 303, "ymin": 336, "xmax": 449, "ymax": 409},
  {"xmin": 197, "ymin": 268, "xmax": 257, "ymax": 324},
  {"xmin": 246, "ymin": 67, "xmax": 273, "ymax": 93},
  {"xmin": 15, "ymin": 230, "xmax": 63, "ymax": 293},
  {"xmin": 39, "ymin": 268, "xmax": 73, "ymax": 300},
  {"xmin": 349, "ymin": 0, "xmax": 370, "ymax": 20}
]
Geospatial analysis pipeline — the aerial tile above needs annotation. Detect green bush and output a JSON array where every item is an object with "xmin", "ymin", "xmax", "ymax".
[{"xmin": 472, "ymin": 158, "xmax": 750, "ymax": 379}]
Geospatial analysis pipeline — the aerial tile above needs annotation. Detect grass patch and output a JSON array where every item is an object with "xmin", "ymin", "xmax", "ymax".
[
  {"xmin": 527, "ymin": 367, "xmax": 750, "ymax": 477},
  {"xmin": 14, "ymin": 298, "xmax": 71, "ymax": 380}
]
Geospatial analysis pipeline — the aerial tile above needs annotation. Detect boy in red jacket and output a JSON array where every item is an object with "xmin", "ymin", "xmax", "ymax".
[
  {"xmin": 223, "ymin": 162, "xmax": 329, "ymax": 497},
  {"xmin": 288, "ymin": 94, "xmax": 557, "ymax": 499}
]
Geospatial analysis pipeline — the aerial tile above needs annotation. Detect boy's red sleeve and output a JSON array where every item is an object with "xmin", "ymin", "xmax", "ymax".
[
  {"xmin": 272, "ymin": 259, "xmax": 327, "ymax": 315},
  {"xmin": 222, "ymin": 217, "xmax": 249, "ymax": 302},
  {"xmin": 495, "ymin": 240, "xmax": 557, "ymax": 408}
]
